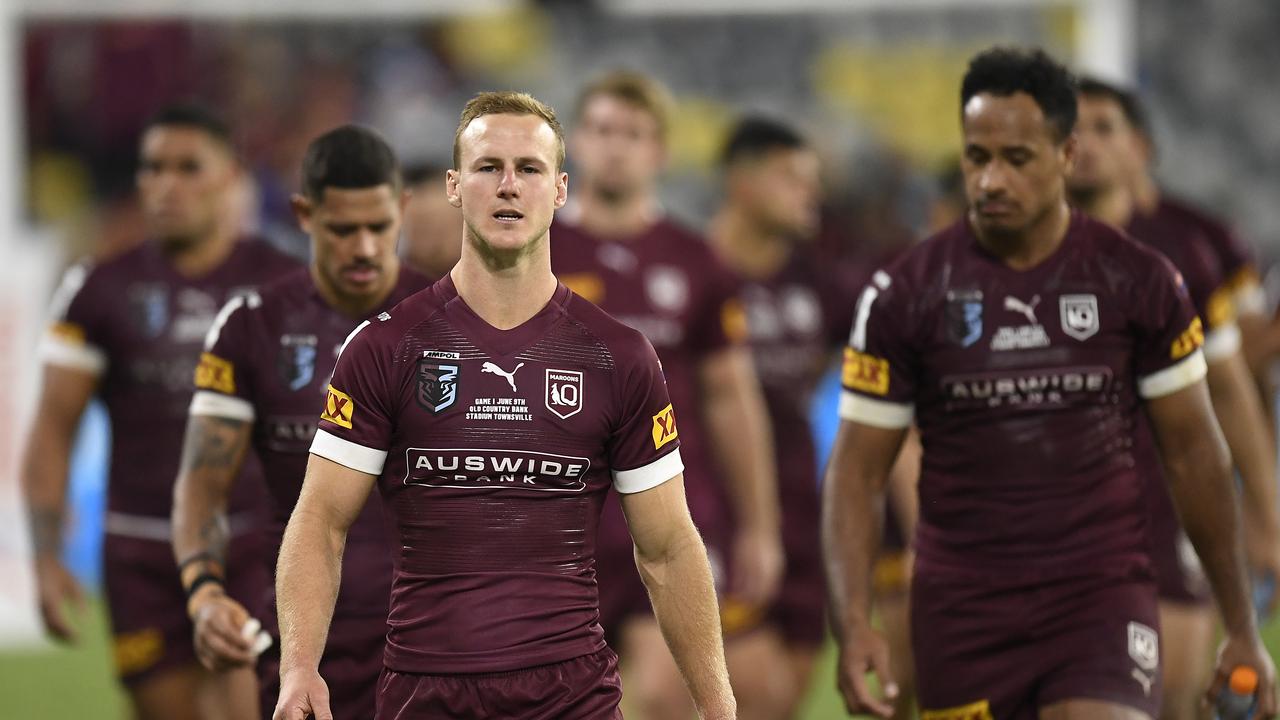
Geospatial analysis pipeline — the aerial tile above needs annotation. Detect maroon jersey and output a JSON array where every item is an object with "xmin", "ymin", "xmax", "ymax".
[
  {"xmin": 840, "ymin": 212, "xmax": 1206, "ymax": 577},
  {"xmin": 40, "ymin": 240, "xmax": 299, "ymax": 520},
  {"xmin": 191, "ymin": 266, "xmax": 429, "ymax": 620},
  {"xmin": 310, "ymin": 276, "xmax": 683, "ymax": 674},
  {"xmin": 1159, "ymin": 195, "xmax": 1264, "ymax": 315},
  {"xmin": 550, "ymin": 217, "xmax": 745, "ymax": 541}
]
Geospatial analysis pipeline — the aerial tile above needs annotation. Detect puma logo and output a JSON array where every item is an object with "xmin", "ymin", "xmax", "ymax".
[
  {"xmin": 1004, "ymin": 294, "xmax": 1041, "ymax": 324},
  {"xmin": 481, "ymin": 361, "xmax": 524, "ymax": 392}
]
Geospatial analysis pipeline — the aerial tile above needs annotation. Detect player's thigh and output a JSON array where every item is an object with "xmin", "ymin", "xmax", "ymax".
[
  {"xmin": 725, "ymin": 626, "xmax": 793, "ymax": 720},
  {"xmin": 126, "ymin": 663, "xmax": 205, "ymax": 720},
  {"xmin": 1157, "ymin": 601, "xmax": 1214, "ymax": 720},
  {"xmin": 618, "ymin": 616, "xmax": 695, "ymax": 719},
  {"xmin": 197, "ymin": 665, "xmax": 261, "ymax": 720},
  {"xmin": 1040, "ymin": 698, "xmax": 1151, "ymax": 720}
]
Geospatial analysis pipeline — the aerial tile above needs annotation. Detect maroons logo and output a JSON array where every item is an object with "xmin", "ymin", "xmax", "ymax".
[
  {"xmin": 278, "ymin": 334, "xmax": 318, "ymax": 391},
  {"xmin": 545, "ymin": 369, "xmax": 584, "ymax": 419},
  {"xmin": 945, "ymin": 289, "xmax": 983, "ymax": 348},
  {"xmin": 416, "ymin": 359, "xmax": 459, "ymax": 413}
]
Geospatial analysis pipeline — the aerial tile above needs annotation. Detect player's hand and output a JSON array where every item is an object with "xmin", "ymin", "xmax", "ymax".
[
  {"xmin": 730, "ymin": 525, "xmax": 785, "ymax": 605},
  {"xmin": 1206, "ymin": 633, "xmax": 1278, "ymax": 719},
  {"xmin": 34, "ymin": 554, "xmax": 86, "ymax": 643},
  {"xmin": 189, "ymin": 586, "xmax": 255, "ymax": 670},
  {"xmin": 274, "ymin": 669, "xmax": 333, "ymax": 720},
  {"xmin": 835, "ymin": 621, "xmax": 898, "ymax": 719}
]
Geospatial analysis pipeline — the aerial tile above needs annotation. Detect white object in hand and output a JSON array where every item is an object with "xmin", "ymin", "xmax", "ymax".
[{"xmin": 241, "ymin": 617, "xmax": 273, "ymax": 656}]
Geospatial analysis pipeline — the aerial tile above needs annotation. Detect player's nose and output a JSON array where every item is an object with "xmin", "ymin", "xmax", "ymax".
[{"xmin": 497, "ymin": 169, "xmax": 520, "ymax": 198}]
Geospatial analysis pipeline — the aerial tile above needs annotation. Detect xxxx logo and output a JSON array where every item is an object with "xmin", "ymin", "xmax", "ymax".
[
  {"xmin": 651, "ymin": 403, "xmax": 678, "ymax": 450},
  {"xmin": 321, "ymin": 385, "xmax": 354, "ymax": 429}
]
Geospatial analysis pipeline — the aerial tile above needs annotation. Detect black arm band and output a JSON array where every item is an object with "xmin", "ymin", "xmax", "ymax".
[{"xmin": 185, "ymin": 573, "xmax": 225, "ymax": 600}]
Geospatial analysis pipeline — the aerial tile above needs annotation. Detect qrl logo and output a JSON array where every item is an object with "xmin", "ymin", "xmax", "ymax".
[{"xmin": 545, "ymin": 369, "xmax": 584, "ymax": 419}]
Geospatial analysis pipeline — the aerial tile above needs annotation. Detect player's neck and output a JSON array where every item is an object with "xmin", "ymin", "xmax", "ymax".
[
  {"xmin": 574, "ymin": 186, "xmax": 661, "ymax": 240},
  {"xmin": 451, "ymin": 237, "xmax": 558, "ymax": 331},
  {"xmin": 162, "ymin": 229, "xmax": 238, "ymax": 279},
  {"xmin": 312, "ymin": 260, "xmax": 401, "ymax": 320},
  {"xmin": 973, "ymin": 199, "xmax": 1072, "ymax": 271},
  {"xmin": 1132, "ymin": 173, "xmax": 1160, "ymax": 214},
  {"xmin": 1078, "ymin": 184, "xmax": 1134, "ymax": 229},
  {"xmin": 708, "ymin": 205, "xmax": 791, "ymax": 279}
]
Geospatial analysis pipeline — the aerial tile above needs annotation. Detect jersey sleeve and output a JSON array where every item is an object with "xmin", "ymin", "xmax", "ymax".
[
  {"xmin": 189, "ymin": 294, "xmax": 259, "ymax": 422},
  {"xmin": 689, "ymin": 258, "xmax": 749, "ymax": 357},
  {"xmin": 838, "ymin": 270, "xmax": 917, "ymax": 429},
  {"xmin": 1133, "ymin": 256, "xmax": 1209, "ymax": 399},
  {"xmin": 308, "ymin": 321, "xmax": 396, "ymax": 476},
  {"xmin": 606, "ymin": 335, "xmax": 685, "ymax": 494},
  {"xmin": 38, "ymin": 262, "xmax": 109, "ymax": 376}
]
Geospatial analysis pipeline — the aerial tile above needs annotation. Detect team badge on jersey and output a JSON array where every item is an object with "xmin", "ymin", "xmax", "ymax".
[
  {"xmin": 1127, "ymin": 621, "xmax": 1159, "ymax": 672},
  {"xmin": 321, "ymin": 384, "xmax": 354, "ymax": 429},
  {"xmin": 416, "ymin": 360, "xmax": 459, "ymax": 413},
  {"xmin": 546, "ymin": 369, "xmax": 584, "ymax": 419},
  {"xmin": 278, "ymin": 334, "xmax": 318, "ymax": 391},
  {"xmin": 128, "ymin": 284, "xmax": 169, "ymax": 338},
  {"xmin": 646, "ymin": 266, "xmax": 690, "ymax": 313},
  {"xmin": 945, "ymin": 290, "xmax": 983, "ymax": 347},
  {"xmin": 651, "ymin": 403, "xmax": 678, "ymax": 450},
  {"xmin": 1059, "ymin": 294, "xmax": 1100, "ymax": 341}
]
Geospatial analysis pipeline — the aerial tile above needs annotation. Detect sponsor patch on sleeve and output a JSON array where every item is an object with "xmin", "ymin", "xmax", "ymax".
[
  {"xmin": 651, "ymin": 403, "xmax": 679, "ymax": 450},
  {"xmin": 49, "ymin": 321, "xmax": 86, "ymax": 345},
  {"xmin": 842, "ymin": 348, "xmax": 890, "ymax": 396},
  {"xmin": 193, "ymin": 352, "xmax": 235, "ymax": 394},
  {"xmin": 720, "ymin": 298, "xmax": 749, "ymax": 344},
  {"xmin": 1206, "ymin": 286, "xmax": 1236, "ymax": 329},
  {"xmin": 921, "ymin": 699, "xmax": 993, "ymax": 720},
  {"xmin": 1170, "ymin": 317, "xmax": 1205, "ymax": 360},
  {"xmin": 322, "ymin": 384, "xmax": 355, "ymax": 429}
]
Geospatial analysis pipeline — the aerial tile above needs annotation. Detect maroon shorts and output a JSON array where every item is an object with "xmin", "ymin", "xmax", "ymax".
[
  {"xmin": 376, "ymin": 648, "xmax": 623, "ymax": 720},
  {"xmin": 762, "ymin": 491, "xmax": 826, "ymax": 648},
  {"xmin": 911, "ymin": 563, "xmax": 1162, "ymax": 719},
  {"xmin": 1146, "ymin": 480, "xmax": 1211, "ymax": 605},
  {"xmin": 259, "ymin": 612, "xmax": 386, "ymax": 719},
  {"xmin": 103, "ymin": 529, "xmax": 269, "ymax": 686}
]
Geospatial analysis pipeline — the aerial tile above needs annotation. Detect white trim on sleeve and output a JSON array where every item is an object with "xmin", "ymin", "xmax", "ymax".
[
  {"xmin": 189, "ymin": 390, "xmax": 256, "ymax": 422},
  {"xmin": 613, "ymin": 448, "xmax": 684, "ymax": 494},
  {"xmin": 838, "ymin": 391, "xmax": 914, "ymax": 429},
  {"xmin": 1203, "ymin": 323, "xmax": 1243, "ymax": 362},
  {"xmin": 1138, "ymin": 349, "xmax": 1208, "ymax": 399},
  {"xmin": 309, "ymin": 428, "xmax": 388, "ymax": 476},
  {"xmin": 39, "ymin": 333, "xmax": 107, "ymax": 375},
  {"xmin": 1236, "ymin": 284, "xmax": 1267, "ymax": 316}
]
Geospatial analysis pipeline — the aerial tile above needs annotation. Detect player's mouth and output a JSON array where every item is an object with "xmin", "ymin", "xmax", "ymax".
[
  {"xmin": 342, "ymin": 265, "xmax": 381, "ymax": 284},
  {"xmin": 976, "ymin": 201, "xmax": 1017, "ymax": 217},
  {"xmin": 493, "ymin": 209, "xmax": 525, "ymax": 224}
]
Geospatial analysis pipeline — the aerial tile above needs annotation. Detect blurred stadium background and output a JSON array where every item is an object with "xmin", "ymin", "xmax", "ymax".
[{"xmin": 2, "ymin": 0, "xmax": 1279, "ymax": 717}]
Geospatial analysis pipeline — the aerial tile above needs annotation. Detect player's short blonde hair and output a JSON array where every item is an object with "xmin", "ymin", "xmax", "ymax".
[
  {"xmin": 453, "ymin": 91, "xmax": 565, "ymax": 171},
  {"xmin": 574, "ymin": 70, "xmax": 673, "ymax": 141}
]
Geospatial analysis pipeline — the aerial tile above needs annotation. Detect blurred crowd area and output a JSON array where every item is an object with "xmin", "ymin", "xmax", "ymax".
[{"xmin": 20, "ymin": 0, "xmax": 1280, "ymax": 275}]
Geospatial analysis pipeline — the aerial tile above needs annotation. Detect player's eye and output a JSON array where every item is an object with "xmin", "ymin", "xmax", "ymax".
[
  {"xmin": 179, "ymin": 160, "xmax": 202, "ymax": 174},
  {"xmin": 368, "ymin": 223, "xmax": 391, "ymax": 233},
  {"xmin": 328, "ymin": 224, "xmax": 357, "ymax": 236},
  {"xmin": 964, "ymin": 147, "xmax": 990, "ymax": 165},
  {"xmin": 139, "ymin": 161, "xmax": 161, "ymax": 174},
  {"xmin": 1006, "ymin": 150, "xmax": 1031, "ymax": 166},
  {"xmin": 477, "ymin": 165, "xmax": 497, "ymax": 172},
  {"xmin": 521, "ymin": 166, "xmax": 541, "ymax": 174}
]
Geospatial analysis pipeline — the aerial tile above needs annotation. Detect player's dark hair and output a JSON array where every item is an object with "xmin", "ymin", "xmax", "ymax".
[
  {"xmin": 1076, "ymin": 76, "xmax": 1150, "ymax": 137},
  {"xmin": 301, "ymin": 124, "xmax": 402, "ymax": 201},
  {"xmin": 961, "ymin": 47, "xmax": 1079, "ymax": 143},
  {"xmin": 143, "ymin": 102, "xmax": 233, "ymax": 149},
  {"xmin": 402, "ymin": 162, "xmax": 445, "ymax": 187},
  {"xmin": 720, "ymin": 116, "xmax": 808, "ymax": 167}
]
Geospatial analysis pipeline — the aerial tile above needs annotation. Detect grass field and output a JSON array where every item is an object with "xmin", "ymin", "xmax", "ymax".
[{"xmin": 2, "ymin": 599, "xmax": 1279, "ymax": 719}]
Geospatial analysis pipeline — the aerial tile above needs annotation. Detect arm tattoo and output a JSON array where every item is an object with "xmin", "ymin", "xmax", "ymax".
[{"xmin": 179, "ymin": 415, "xmax": 250, "ymax": 567}]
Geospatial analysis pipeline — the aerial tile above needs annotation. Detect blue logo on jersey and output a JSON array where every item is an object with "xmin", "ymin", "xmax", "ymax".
[
  {"xmin": 416, "ymin": 360, "xmax": 459, "ymax": 413},
  {"xmin": 945, "ymin": 290, "xmax": 984, "ymax": 348},
  {"xmin": 128, "ymin": 285, "xmax": 169, "ymax": 338},
  {"xmin": 278, "ymin": 335, "xmax": 318, "ymax": 391}
]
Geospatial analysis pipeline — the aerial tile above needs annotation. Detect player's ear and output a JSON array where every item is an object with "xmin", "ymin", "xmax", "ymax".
[
  {"xmin": 554, "ymin": 171, "xmax": 568, "ymax": 209},
  {"xmin": 399, "ymin": 188, "xmax": 411, "ymax": 215},
  {"xmin": 290, "ymin": 193, "xmax": 314, "ymax": 232},
  {"xmin": 446, "ymin": 169, "xmax": 463, "ymax": 208},
  {"xmin": 1060, "ymin": 131, "xmax": 1078, "ymax": 175}
]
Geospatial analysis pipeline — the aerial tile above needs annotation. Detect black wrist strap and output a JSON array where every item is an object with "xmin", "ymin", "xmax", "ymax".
[{"xmin": 185, "ymin": 573, "xmax": 225, "ymax": 600}]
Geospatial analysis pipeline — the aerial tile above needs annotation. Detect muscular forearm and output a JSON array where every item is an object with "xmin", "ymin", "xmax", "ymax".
[
  {"xmin": 23, "ymin": 417, "xmax": 76, "ymax": 559},
  {"xmin": 701, "ymin": 386, "xmax": 779, "ymax": 532},
  {"xmin": 822, "ymin": 460, "xmax": 884, "ymax": 640},
  {"xmin": 172, "ymin": 415, "xmax": 250, "ymax": 582},
  {"xmin": 1165, "ymin": 437, "xmax": 1257, "ymax": 637},
  {"xmin": 276, "ymin": 509, "xmax": 346, "ymax": 675},
  {"xmin": 636, "ymin": 525, "xmax": 736, "ymax": 719},
  {"xmin": 1208, "ymin": 355, "xmax": 1280, "ymax": 541}
]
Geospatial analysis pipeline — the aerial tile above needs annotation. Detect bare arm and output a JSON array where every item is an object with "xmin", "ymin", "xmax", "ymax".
[
  {"xmin": 1205, "ymin": 351, "xmax": 1280, "ymax": 605},
  {"xmin": 1147, "ymin": 380, "xmax": 1277, "ymax": 712},
  {"xmin": 821, "ymin": 419, "xmax": 907, "ymax": 718},
  {"xmin": 621, "ymin": 475, "xmax": 736, "ymax": 720},
  {"xmin": 273, "ymin": 453, "xmax": 375, "ymax": 720},
  {"xmin": 171, "ymin": 413, "xmax": 255, "ymax": 669},
  {"xmin": 885, "ymin": 427, "xmax": 921, "ymax": 543},
  {"xmin": 22, "ymin": 364, "xmax": 98, "ymax": 641},
  {"xmin": 697, "ymin": 347, "xmax": 783, "ymax": 603}
]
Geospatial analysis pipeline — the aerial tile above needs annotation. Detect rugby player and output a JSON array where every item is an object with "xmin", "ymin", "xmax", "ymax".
[
  {"xmin": 1069, "ymin": 77, "xmax": 1280, "ymax": 720},
  {"xmin": 272, "ymin": 92, "xmax": 735, "ymax": 720},
  {"xmin": 551, "ymin": 71, "xmax": 784, "ymax": 719},
  {"xmin": 400, "ymin": 162, "xmax": 463, "ymax": 278},
  {"xmin": 823, "ymin": 47, "xmax": 1276, "ymax": 720},
  {"xmin": 23, "ymin": 104, "xmax": 298, "ymax": 720},
  {"xmin": 172, "ymin": 125, "xmax": 429, "ymax": 718}
]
